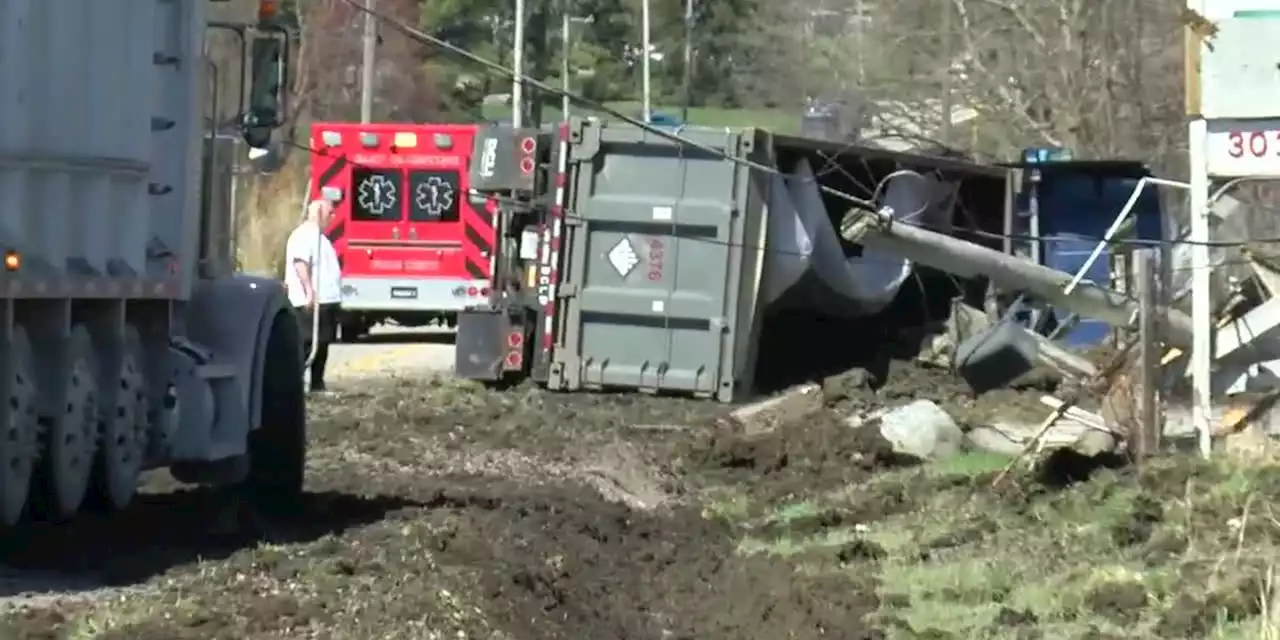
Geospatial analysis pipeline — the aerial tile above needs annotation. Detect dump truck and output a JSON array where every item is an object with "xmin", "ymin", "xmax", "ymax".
[{"xmin": 0, "ymin": 0, "xmax": 302, "ymax": 526}]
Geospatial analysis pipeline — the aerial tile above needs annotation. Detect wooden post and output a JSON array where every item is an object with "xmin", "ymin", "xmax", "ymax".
[{"xmin": 1134, "ymin": 249, "xmax": 1160, "ymax": 460}]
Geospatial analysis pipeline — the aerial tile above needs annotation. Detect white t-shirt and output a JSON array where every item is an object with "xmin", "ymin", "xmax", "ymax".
[{"xmin": 284, "ymin": 221, "xmax": 342, "ymax": 307}]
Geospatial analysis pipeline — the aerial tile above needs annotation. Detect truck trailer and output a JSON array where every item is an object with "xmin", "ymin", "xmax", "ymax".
[{"xmin": 0, "ymin": 0, "xmax": 303, "ymax": 526}]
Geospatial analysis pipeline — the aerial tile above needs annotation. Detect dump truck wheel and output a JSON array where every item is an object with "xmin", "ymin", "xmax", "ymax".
[
  {"xmin": 88, "ymin": 327, "xmax": 149, "ymax": 511},
  {"xmin": 31, "ymin": 326, "xmax": 99, "ymax": 520},
  {"xmin": 245, "ymin": 310, "xmax": 307, "ymax": 512},
  {"xmin": 0, "ymin": 327, "xmax": 38, "ymax": 526}
]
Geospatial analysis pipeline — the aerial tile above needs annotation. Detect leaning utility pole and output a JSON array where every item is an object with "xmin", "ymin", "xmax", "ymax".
[
  {"xmin": 360, "ymin": 0, "xmax": 377, "ymax": 123},
  {"xmin": 641, "ymin": 0, "xmax": 652, "ymax": 122},
  {"xmin": 562, "ymin": 5, "xmax": 572, "ymax": 119},
  {"xmin": 939, "ymin": 0, "xmax": 952, "ymax": 141},
  {"xmin": 681, "ymin": 0, "xmax": 693, "ymax": 122},
  {"xmin": 513, "ymin": 0, "xmax": 526, "ymax": 128}
]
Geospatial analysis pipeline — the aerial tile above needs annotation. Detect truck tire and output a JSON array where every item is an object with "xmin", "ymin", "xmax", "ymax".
[
  {"xmin": 88, "ymin": 327, "xmax": 149, "ymax": 511},
  {"xmin": 245, "ymin": 309, "xmax": 306, "ymax": 512},
  {"xmin": 31, "ymin": 325, "xmax": 100, "ymax": 521},
  {"xmin": 0, "ymin": 326, "xmax": 38, "ymax": 526}
]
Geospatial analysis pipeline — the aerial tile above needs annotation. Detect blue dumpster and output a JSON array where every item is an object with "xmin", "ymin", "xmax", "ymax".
[{"xmin": 1033, "ymin": 167, "xmax": 1165, "ymax": 347}]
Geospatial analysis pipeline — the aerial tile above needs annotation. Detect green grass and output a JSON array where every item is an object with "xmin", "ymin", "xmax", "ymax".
[
  {"xmin": 480, "ymin": 100, "xmax": 799, "ymax": 133},
  {"xmin": 705, "ymin": 450, "xmax": 1280, "ymax": 639}
]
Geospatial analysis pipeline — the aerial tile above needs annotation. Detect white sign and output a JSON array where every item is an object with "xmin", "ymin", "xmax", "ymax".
[
  {"xmin": 1206, "ymin": 119, "xmax": 1280, "ymax": 176},
  {"xmin": 478, "ymin": 138, "xmax": 498, "ymax": 178},
  {"xmin": 414, "ymin": 176, "xmax": 455, "ymax": 216},
  {"xmin": 357, "ymin": 174, "xmax": 397, "ymax": 215}
]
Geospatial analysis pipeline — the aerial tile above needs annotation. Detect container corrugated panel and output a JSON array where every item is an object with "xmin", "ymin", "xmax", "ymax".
[
  {"xmin": 0, "ymin": 0, "xmax": 203, "ymax": 298},
  {"xmin": 548, "ymin": 122, "xmax": 770, "ymax": 401}
]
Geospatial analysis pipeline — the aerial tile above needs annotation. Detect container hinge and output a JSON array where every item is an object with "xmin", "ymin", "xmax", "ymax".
[
  {"xmin": 562, "ymin": 214, "xmax": 585, "ymax": 227},
  {"xmin": 570, "ymin": 127, "xmax": 600, "ymax": 162},
  {"xmin": 152, "ymin": 52, "xmax": 180, "ymax": 67},
  {"xmin": 151, "ymin": 117, "xmax": 176, "ymax": 132},
  {"xmin": 557, "ymin": 284, "xmax": 579, "ymax": 298}
]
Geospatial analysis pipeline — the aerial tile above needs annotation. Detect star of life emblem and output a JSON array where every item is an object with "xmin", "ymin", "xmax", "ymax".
[
  {"xmin": 606, "ymin": 238, "xmax": 640, "ymax": 277},
  {"xmin": 415, "ymin": 176, "xmax": 455, "ymax": 216},
  {"xmin": 357, "ymin": 174, "xmax": 397, "ymax": 215}
]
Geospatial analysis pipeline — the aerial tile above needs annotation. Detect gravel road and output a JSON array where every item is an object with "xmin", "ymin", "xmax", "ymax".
[{"xmin": 326, "ymin": 325, "xmax": 457, "ymax": 380}]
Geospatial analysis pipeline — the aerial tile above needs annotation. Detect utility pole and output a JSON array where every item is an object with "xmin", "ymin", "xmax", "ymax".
[
  {"xmin": 360, "ymin": 0, "xmax": 377, "ymax": 123},
  {"xmin": 681, "ymin": 0, "xmax": 693, "ymax": 122},
  {"xmin": 939, "ymin": 0, "xmax": 952, "ymax": 142},
  {"xmin": 513, "ymin": 0, "xmax": 526, "ymax": 128},
  {"xmin": 562, "ymin": 5, "xmax": 571, "ymax": 120},
  {"xmin": 854, "ymin": 0, "xmax": 864, "ymax": 83},
  {"xmin": 641, "ymin": 0, "xmax": 652, "ymax": 122}
]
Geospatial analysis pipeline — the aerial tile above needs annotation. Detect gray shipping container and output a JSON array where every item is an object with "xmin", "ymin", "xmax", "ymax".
[{"xmin": 547, "ymin": 122, "xmax": 772, "ymax": 402}]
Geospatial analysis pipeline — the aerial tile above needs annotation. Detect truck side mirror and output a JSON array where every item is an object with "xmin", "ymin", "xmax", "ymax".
[{"xmin": 242, "ymin": 33, "xmax": 289, "ymax": 147}]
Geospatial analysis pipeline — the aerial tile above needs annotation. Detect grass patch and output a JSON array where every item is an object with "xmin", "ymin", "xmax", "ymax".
[
  {"xmin": 235, "ymin": 158, "xmax": 308, "ymax": 278},
  {"xmin": 708, "ymin": 451, "xmax": 1280, "ymax": 639}
]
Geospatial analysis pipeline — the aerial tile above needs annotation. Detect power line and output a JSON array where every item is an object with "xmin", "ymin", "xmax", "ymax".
[
  {"xmin": 328, "ymin": 0, "xmax": 1280, "ymax": 251},
  {"xmin": 335, "ymin": 0, "xmax": 882, "ymax": 211}
]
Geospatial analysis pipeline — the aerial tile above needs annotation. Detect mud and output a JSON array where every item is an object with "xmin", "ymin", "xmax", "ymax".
[
  {"xmin": 17, "ymin": 348, "xmax": 1262, "ymax": 640},
  {"xmin": 0, "ymin": 372, "xmax": 915, "ymax": 640}
]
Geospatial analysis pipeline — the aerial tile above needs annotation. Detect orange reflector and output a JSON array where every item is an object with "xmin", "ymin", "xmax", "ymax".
[
  {"xmin": 4, "ymin": 252, "xmax": 19, "ymax": 271},
  {"xmin": 259, "ymin": 0, "xmax": 278, "ymax": 21}
]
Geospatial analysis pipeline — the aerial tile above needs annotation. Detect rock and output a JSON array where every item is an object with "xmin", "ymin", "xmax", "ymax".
[
  {"xmin": 849, "ymin": 399, "xmax": 963, "ymax": 460},
  {"xmin": 965, "ymin": 425, "xmax": 1024, "ymax": 457}
]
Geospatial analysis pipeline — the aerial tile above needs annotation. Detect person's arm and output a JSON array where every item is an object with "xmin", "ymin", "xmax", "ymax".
[
  {"xmin": 293, "ymin": 258, "xmax": 315, "ymax": 306},
  {"xmin": 287, "ymin": 233, "xmax": 317, "ymax": 306}
]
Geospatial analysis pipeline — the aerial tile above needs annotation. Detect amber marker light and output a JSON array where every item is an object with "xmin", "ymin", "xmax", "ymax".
[{"xmin": 258, "ymin": 0, "xmax": 279, "ymax": 22}]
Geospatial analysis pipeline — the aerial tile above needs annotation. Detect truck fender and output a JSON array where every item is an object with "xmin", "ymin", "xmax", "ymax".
[{"xmin": 184, "ymin": 274, "xmax": 293, "ymax": 433}]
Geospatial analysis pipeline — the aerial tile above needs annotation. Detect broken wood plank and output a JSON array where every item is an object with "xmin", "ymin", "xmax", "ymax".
[
  {"xmin": 1039, "ymin": 396, "xmax": 1112, "ymax": 432},
  {"xmin": 721, "ymin": 383, "xmax": 822, "ymax": 435}
]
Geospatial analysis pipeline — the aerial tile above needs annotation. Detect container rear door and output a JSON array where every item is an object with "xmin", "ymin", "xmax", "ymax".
[
  {"xmin": 549, "ymin": 124, "xmax": 762, "ymax": 399},
  {"xmin": 344, "ymin": 163, "xmax": 407, "ymax": 275},
  {"xmin": 405, "ymin": 165, "xmax": 491, "ymax": 281}
]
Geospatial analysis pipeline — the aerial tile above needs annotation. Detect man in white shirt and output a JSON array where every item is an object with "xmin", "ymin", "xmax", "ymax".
[{"xmin": 286, "ymin": 199, "xmax": 343, "ymax": 392}]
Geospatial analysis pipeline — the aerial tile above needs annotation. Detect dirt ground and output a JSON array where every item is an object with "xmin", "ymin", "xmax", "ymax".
[{"xmin": 1, "ymin": 359, "xmax": 1278, "ymax": 639}]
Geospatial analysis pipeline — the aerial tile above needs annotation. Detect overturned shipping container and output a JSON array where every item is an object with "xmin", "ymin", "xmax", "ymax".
[{"xmin": 538, "ymin": 122, "xmax": 1011, "ymax": 401}]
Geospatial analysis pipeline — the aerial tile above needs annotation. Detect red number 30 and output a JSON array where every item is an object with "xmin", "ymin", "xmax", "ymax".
[{"xmin": 1227, "ymin": 131, "xmax": 1280, "ymax": 158}]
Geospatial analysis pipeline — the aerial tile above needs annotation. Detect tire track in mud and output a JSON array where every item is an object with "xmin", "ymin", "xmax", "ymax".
[{"xmin": 0, "ymin": 364, "xmax": 1037, "ymax": 639}]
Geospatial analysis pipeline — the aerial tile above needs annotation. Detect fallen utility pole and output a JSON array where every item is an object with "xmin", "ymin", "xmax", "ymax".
[{"xmin": 841, "ymin": 210, "xmax": 1196, "ymax": 348}]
